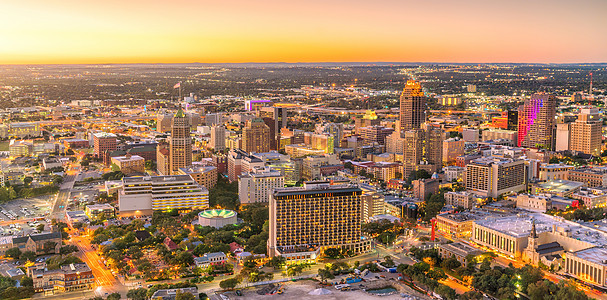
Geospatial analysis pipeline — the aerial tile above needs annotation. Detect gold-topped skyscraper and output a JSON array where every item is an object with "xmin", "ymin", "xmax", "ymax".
[
  {"xmin": 170, "ymin": 107, "xmax": 192, "ymax": 174},
  {"xmin": 399, "ymin": 80, "xmax": 426, "ymax": 131}
]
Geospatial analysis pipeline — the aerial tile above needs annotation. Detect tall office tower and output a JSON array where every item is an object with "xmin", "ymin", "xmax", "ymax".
[
  {"xmin": 169, "ymin": 108, "xmax": 192, "ymax": 175},
  {"xmin": 399, "ymin": 80, "xmax": 426, "ymax": 131},
  {"xmin": 517, "ymin": 93, "xmax": 557, "ymax": 149},
  {"xmin": 242, "ymin": 118, "xmax": 271, "ymax": 153},
  {"xmin": 400, "ymin": 125, "xmax": 444, "ymax": 176},
  {"xmin": 424, "ymin": 124, "xmax": 444, "ymax": 166},
  {"xmin": 93, "ymin": 132, "xmax": 117, "ymax": 165},
  {"xmin": 258, "ymin": 106, "xmax": 287, "ymax": 150},
  {"xmin": 268, "ymin": 182, "xmax": 370, "ymax": 261},
  {"xmin": 210, "ymin": 125, "xmax": 226, "ymax": 152},
  {"xmin": 402, "ymin": 129, "xmax": 424, "ymax": 176},
  {"xmin": 570, "ymin": 108, "xmax": 602, "ymax": 155}
]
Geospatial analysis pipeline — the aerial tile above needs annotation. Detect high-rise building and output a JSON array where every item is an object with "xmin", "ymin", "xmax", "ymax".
[
  {"xmin": 399, "ymin": 80, "xmax": 426, "ymax": 131},
  {"xmin": 555, "ymin": 123, "xmax": 571, "ymax": 152},
  {"xmin": 93, "ymin": 132, "xmax": 117, "ymax": 165},
  {"xmin": 358, "ymin": 126, "xmax": 394, "ymax": 146},
  {"xmin": 268, "ymin": 182, "xmax": 371, "ymax": 261},
  {"xmin": 570, "ymin": 108, "xmax": 602, "ymax": 156},
  {"xmin": 242, "ymin": 118, "xmax": 271, "ymax": 153},
  {"xmin": 258, "ymin": 106, "xmax": 287, "ymax": 150},
  {"xmin": 443, "ymin": 138, "xmax": 465, "ymax": 163},
  {"xmin": 169, "ymin": 108, "xmax": 192, "ymax": 175},
  {"xmin": 210, "ymin": 125, "xmax": 226, "ymax": 152},
  {"xmin": 517, "ymin": 94, "xmax": 557, "ymax": 149},
  {"xmin": 464, "ymin": 157, "xmax": 526, "ymax": 198},
  {"xmin": 238, "ymin": 167, "xmax": 284, "ymax": 204}
]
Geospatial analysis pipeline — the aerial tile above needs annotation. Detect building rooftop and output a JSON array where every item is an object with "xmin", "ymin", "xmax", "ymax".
[
  {"xmin": 93, "ymin": 132, "xmax": 117, "ymax": 138},
  {"xmin": 179, "ymin": 165, "xmax": 217, "ymax": 174},
  {"xmin": 475, "ymin": 213, "xmax": 607, "ymax": 245},
  {"xmin": 86, "ymin": 203, "xmax": 115, "ymax": 210},
  {"xmin": 534, "ymin": 180, "xmax": 584, "ymax": 194},
  {"xmin": 570, "ymin": 167, "xmax": 607, "ymax": 175},
  {"xmin": 469, "ymin": 156, "xmax": 521, "ymax": 166},
  {"xmin": 111, "ymin": 155, "xmax": 144, "ymax": 162},
  {"xmin": 439, "ymin": 242, "xmax": 483, "ymax": 257},
  {"xmin": 273, "ymin": 184, "xmax": 361, "ymax": 197},
  {"xmin": 571, "ymin": 247, "xmax": 607, "ymax": 266}
]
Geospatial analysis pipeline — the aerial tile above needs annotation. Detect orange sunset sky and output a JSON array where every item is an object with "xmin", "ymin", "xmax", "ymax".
[{"xmin": 0, "ymin": 0, "xmax": 605, "ymax": 64}]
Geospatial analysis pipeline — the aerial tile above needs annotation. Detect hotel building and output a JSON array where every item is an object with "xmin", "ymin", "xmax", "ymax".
[
  {"xmin": 464, "ymin": 157, "xmax": 526, "ymax": 198},
  {"xmin": 118, "ymin": 175, "xmax": 209, "ymax": 217},
  {"xmin": 268, "ymin": 182, "xmax": 371, "ymax": 262}
]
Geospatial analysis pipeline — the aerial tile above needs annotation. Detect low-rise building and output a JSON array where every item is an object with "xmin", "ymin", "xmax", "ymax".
[
  {"xmin": 531, "ymin": 179, "xmax": 584, "ymax": 198},
  {"xmin": 29, "ymin": 263, "xmax": 95, "ymax": 295},
  {"xmin": 178, "ymin": 165, "xmax": 218, "ymax": 190},
  {"xmin": 85, "ymin": 204, "xmax": 115, "ymax": 220},
  {"xmin": 538, "ymin": 164, "xmax": 574, "ymax": 181},
  {"xmin": 111, "ymin": 154, "xmax": 145, "ymax": 175},
  {"xmin": 437, "ymin": 242, "xmax": 483, "ymax": 266},
  {"xmin": 570, "ymin": 187, "xmax": 607, "ymax": 208},
  {"xmin": 444, "ymin": 191, "xmax": 475, "ymax": 209},
  {"xmin": 444, "ymin": 166, "xmax": 465, "ymax": 182},
  {"xmin": 412, "ymin": 178, "xmax": 439, "ymax": 200},
  {"xmin": 514, "ymin": 194, "xmax": 552, "ymax": 213},
  {"xmin": 568, "ymin": 167, "xmax": 607, "ymax": 188},
  {"xmin": 151, "ymin": 287, "xmax": 198, "ymax": 300},
  {"xmin": 12, "ymin": 232, "xmax": 62, "ymax": 255},
  {"xmin": 194, "ymin": 252, "xmax": 227, "ymax": 268}
]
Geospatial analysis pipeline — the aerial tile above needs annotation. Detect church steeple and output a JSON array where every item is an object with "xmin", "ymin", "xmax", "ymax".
[{"xmin": 531, "ymin": 219, "xmax": 537, "ymax": 239}]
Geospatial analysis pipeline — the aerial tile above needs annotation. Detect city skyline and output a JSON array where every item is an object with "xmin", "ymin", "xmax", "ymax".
[{"xmin": 0, "ymin": 0, "xmax": 606, "ymax": 64}]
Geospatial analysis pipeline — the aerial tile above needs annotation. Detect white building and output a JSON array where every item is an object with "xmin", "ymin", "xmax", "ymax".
[
  {"xmin": 238, "ymin": 167, "xmax": 284, "ymax": 204},
  {"xmin": 210, "ymin": 125, "xmax": 226, "ymax": 151},
  {"xmin": 118, "ymin": 175, "xmax": 209, "ymax": 217}
]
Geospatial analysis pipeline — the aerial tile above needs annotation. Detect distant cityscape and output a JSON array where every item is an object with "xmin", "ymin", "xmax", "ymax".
[{"xmin": 0, "ymin": 63, "xmax": 605, "ymax": 300}]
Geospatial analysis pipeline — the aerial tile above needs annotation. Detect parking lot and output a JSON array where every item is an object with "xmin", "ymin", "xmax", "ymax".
[{"xmin": 0, "ymin": 196, "xmax": 53, "ymax": 237}]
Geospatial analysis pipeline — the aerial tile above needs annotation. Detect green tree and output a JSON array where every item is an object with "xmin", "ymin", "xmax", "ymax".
[
  {"xmin": 36, "ymin": 224, "xmax": 45, "ymax": 232},
  {"xmin": 323, "ymin": 247, "xmax": 340, "ymax": 259},
  {"xmin": 175, "ymin": 291, "xmax": 196, "ymax": 300},
  {"xmin": 23, "ymin": 176, "xmax": 33, "ymax": 187},
  {"xmin": 20, "ymin": 276, "xmax": 33, "ymax": 287},
  {"xmin": 107, "ymin": 293, "xmax": 122, "ymax": 300},
  {"xmin": 317, "ymin": 268, "xmax": 334, "ymax": 282},
  {"xmin": 126, "ymin": 288, "xmax": 148, "ymax": 300},
  {"xmin": 5, "ymin": 247, "xmax": 21, "ymax": 259},
  {"xmin": 20, "ymin": 251, "xmax": 36, "ymax": 262},
  {"xmin": 219, "ymin": 278, "xmax": 240, "ymax": 290}
]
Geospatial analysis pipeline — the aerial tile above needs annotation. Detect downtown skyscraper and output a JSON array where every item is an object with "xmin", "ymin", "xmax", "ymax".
[
  {"xmin": 170, "ymin": 108, "xmax": 192, "ymax": 174},
  {"xmin": 399, "ymin": 80, "xmax": 426, "ymax": 131},
  {"xmin": 517, "ymin": 93, "xmax": 557, "ymax": 149}
]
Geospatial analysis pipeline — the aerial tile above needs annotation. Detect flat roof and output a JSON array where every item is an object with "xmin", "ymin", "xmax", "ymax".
[
  {"xmin": 439, "ymin": 242, "xmax": 483, "ymax": 257},
  {"xmin": 93, "ymin": 132, "xmax": 117, "ymax": 138},
  {"xmin": 535, "ymin": 180, "xmax": 584, "ymax": 193},
  {"xmin": 571, "ymin": 247, "xmax": 607, "ymax": 266},
  {"xmin": 475, "ymin": 213, "xmax": 607, "ymax": 245}
]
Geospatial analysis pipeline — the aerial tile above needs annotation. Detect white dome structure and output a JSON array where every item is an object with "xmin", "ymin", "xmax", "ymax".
[{"xmin": 198, "ymin": 209, "xmax": 237, "ymax": 228}]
